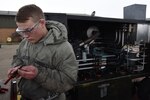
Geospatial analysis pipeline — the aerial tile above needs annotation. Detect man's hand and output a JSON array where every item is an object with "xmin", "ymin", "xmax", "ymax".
[
  {"xmin": 7, "ymin": 66, "xmax": 21, "ymax": 78},
  {"xmin": 18, "ymin": 65, "xmax": 38, "ymax": 79}
]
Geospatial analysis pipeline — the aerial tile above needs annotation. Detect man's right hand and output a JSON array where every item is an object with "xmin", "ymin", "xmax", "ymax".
[{"xmin": 7, "ymin": 66, "xmax": 21, "ymax": 78}]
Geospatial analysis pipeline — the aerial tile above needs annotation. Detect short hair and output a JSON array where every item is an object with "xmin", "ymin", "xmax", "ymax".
[{"xmin": 15, "ymin": 4, "xmax": 45, "ymax": 23}]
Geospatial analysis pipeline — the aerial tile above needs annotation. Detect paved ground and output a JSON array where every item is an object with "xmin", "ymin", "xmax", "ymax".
[
  {"xmin": 0, "ymin": 44, "xmax": 19, "ymax": 100},
  {"xmin": 0, "ymin": 44, "xmax": 18, "ymax": 79}
]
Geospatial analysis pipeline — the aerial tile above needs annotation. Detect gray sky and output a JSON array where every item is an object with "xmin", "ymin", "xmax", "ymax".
[{"xmin": 0, "ymin": 0, "xmax": 150, "ymax": 18}]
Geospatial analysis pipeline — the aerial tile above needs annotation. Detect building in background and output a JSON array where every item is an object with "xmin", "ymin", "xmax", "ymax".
[{"xmin": 0, "ymin": 11, "xmax": 17, "ymax": 43}]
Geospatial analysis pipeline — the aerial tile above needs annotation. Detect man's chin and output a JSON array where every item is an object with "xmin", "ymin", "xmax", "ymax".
[{"xmin": 28, "ymin": 39, "xmax": 36, "ymax": 43}]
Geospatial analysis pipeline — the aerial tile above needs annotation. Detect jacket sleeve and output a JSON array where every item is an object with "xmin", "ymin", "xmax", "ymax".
[
  {"xmin": 34, "ymin": 43, "xmax": 78, "ymax": 93},
  {"xmin": 11, "ymin": 42, "xmax": 25, "ymax": 67},
  {"xmin": 11, "ymin": 39, "xmax": 29, "ymax": 67}
]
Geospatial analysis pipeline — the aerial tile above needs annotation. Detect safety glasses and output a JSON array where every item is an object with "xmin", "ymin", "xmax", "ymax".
[{"xmin": 16, "ymin": 21, "xmax": 40, "ymax": 37}]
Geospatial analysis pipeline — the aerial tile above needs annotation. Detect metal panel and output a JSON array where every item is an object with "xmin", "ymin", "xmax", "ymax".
[
  {"xmin": 0, "ymin": 15, "xmax": 16, "ymax": 28},
  {"xmin": 148, "ymin": 25, "xmax": 150, "ymax": 42},
  {"xmin": 136, "ymin": 24, "xmax": 149, "ymax": 43},
  {"xmin": 124, "ymin": 4, "xmax": 146, "ymax": 20}
]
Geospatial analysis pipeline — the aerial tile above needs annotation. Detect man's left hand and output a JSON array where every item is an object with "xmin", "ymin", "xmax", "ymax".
[{"xmin": 18, "ymin": 65, "xmax": 38, "ymax": 79}]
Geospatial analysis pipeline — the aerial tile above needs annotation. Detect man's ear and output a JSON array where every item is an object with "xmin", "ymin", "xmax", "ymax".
[{"xmin": 39, "ymin": 19, "xmax": 46, "ymax": 26}]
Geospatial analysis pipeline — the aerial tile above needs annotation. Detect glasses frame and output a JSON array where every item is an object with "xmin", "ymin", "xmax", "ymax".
[{"xmin": 16, "ymin": 21, "xmax": 40, "ymax": 37}]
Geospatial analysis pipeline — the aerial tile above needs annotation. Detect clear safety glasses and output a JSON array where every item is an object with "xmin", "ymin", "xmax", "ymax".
[{"xmin": 16, "ymin": 21, "xmax": 40, "ymax": 37}]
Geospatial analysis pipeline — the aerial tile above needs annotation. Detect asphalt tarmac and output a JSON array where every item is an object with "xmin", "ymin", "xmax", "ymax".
[
  {"xmin": 0, "ymin": 44, "xmax": 18, "ymax": 79},
  {"xmin": 0, "ymin": 44, "xmax": 19, "ymax": 100}
]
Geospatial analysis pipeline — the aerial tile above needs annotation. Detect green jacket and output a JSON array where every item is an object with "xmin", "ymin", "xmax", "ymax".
[{"xmin": 12, "ymin": 20, "xmax": 78, "ymax": 100}]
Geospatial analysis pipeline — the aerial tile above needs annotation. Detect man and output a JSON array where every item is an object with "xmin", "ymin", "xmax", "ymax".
[{"xmin": 7, "ymin": 4, "xmax": 78, "ymax": 100}]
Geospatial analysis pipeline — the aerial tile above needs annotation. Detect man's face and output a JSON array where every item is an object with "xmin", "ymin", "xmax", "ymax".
[{"xmin": 16, "ymin": 18, "xmax": 45, "ymax": 43}]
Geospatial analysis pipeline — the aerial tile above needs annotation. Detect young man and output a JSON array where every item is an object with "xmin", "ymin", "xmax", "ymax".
[{"xmin": 7, "ymin": 4, "xmax": 78, "ymax": 100}]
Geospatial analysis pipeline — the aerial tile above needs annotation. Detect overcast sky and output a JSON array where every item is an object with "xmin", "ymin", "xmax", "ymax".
[{"xmin": 0, "ymin": 0, "xmax": 150, "ymax": 18}]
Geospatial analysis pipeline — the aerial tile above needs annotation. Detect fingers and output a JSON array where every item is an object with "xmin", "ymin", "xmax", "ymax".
[
  {"xmin": 17, "ymin": 65, "xmax": 38, "ymax": 79},
  {"xmin": 8, "ymin": 65, "xmax": 38, "ymax": 79},
  {"xmin": 7, "ymin": 66, "xmax": 20, "ymax": 78}
]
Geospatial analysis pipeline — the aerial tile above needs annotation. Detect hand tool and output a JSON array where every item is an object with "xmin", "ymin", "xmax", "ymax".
[{"xmin": 4, "ymin": 65, "xmax": 24, "ymax": 85}]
